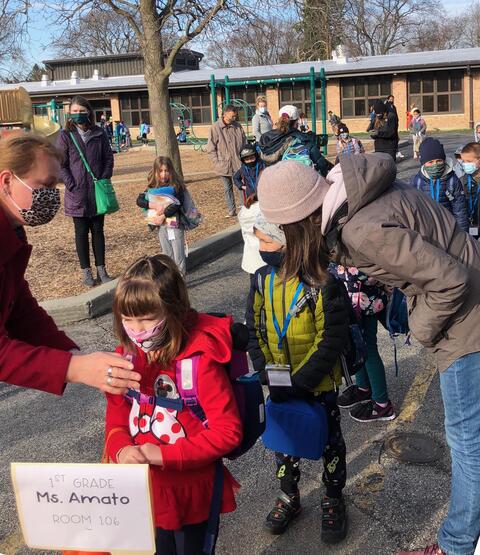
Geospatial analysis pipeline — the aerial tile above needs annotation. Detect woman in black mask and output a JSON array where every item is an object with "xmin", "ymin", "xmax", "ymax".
[{"xmin": 57, "ymin": 96, "xmax": 114, "ymax": 286}]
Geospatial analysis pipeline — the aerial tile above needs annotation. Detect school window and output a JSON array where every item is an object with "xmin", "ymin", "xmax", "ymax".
[
  {"xmin": 170, "ymin": 89, "xmax": 212, "ymax": 124},
  {"xmin": 408, "ymin": 71, "xmax": 463, "ymax": 114},
  {"xmin": 119, "ymin": 93, "xmax": 150, "ymax": 127},
  {"xmin": 228, "ymin": 87, "xmax": 265, "ymax": 120},
  {"xmin": 279, "ymin": 83, "xmax": 322, "ymax": 120},
  {"xmin": 340, "ymin": 77, "xmax": 392, "ymax": 118}
]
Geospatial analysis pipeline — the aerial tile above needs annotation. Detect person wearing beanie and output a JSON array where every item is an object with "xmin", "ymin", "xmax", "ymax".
[
  {"xmin": 408, "ymin": 108, "xmax": 427, "ymax": 159},
  {"xmin": 245, "ymin": 207, "xmax": 350, "ymax": 543},
  {"xmin": 370, "ymin": 99, "xmax": 398, "ymax": 160},
  {"xmin": 335, "ymin": 123, "xmax": 365, "ymax": 161},
  {"xmin": 410, "ymin": 138, "xmax": 468, "ymax": 232},
  {"xmin": 257, "ymin": 150, "xmax": 480, "ymax": 555},
  {"xmin": 258, "ymin": 105, "xmax": 333, "ymax": 177}
]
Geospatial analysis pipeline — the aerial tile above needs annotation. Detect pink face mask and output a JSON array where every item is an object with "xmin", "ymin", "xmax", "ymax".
[{"xmin": 122, "ymin": 319, "xmax": 165, "ymax": 351}]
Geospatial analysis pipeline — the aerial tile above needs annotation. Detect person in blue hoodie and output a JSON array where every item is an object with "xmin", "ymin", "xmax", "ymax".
[
  {"xmin": 410, "ymin": 137, "xmax": 468, "ymax": 232},
  {"xmin": 233, "ymin": 144, "xmax": 265, "ymax": 207}
]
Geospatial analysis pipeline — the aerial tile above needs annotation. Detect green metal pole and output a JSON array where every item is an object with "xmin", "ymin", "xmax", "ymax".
[
  {"xmin": 210, "ymin": 74, "xmax": 218, "ymax": 121},
  {"xmin": 310, "ymin": 67, "xmax": 316, "ymax": 134},
  {"xmin": 225, "ymin": 75, "xmax": 230, "ymax": 104},
  {"xmin": 320, "ymin": 68, "xmax": 327, "ymax": 155}
]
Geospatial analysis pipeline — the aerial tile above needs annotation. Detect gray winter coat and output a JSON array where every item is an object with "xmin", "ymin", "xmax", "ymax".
[
  {"xmin": 206, "ymin": 119, "xmax": 246, "ymax": 177},
  {"xmin": 58, "ymin": 126, "xmax": 114, "ymax": 218},
  {"xmin": 329, "ymin": 152, "xmax": 480, "ymax": 371},
  {"xmin": 252, "ymin": 110, "xmax": 273, "ymax": 142}
]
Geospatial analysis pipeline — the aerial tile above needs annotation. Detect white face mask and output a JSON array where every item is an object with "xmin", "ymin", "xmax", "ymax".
[
  {"xmin": 9, "ymin": 174, "xmax": 61, "ymax": 227},
  {"xmin": 259, "ymin": 107, "xmax": 267, "ymax": 114}
]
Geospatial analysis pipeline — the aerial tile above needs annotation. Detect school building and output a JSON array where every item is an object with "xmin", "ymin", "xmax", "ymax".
[{"xmin": 7, "ymin": 46, "xmax": 480, "ymax": 138}]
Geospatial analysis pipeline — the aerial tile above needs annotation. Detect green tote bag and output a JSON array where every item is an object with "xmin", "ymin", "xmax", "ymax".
[{"xmin": 69, "ymin": 132, "xmax": 119, "ymax": 215}]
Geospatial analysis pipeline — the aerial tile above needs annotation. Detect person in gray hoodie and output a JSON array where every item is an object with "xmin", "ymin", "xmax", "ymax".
[
  {"xmin": 251, "ymin": 95, "xmax": 273, "ymax": 142},
  {"xmin": 258, "ymin": 155, "xmax": 480, "ymax": 555}
]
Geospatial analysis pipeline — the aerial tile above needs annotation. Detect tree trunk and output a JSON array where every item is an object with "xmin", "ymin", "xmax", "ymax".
[{"xmin": 139, "ymin": 0, "xmax": 183, "ymax": 177}]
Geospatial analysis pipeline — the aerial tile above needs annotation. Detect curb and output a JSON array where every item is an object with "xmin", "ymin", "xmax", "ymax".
[{"xmin": 40, "ymin": 225, "xmax": 242, "ymax": 326}]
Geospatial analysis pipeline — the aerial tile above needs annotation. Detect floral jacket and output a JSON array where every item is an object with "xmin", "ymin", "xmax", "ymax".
[{"xmin": 329, "ymin": 263, "xmax": 388, "ymax": 316}]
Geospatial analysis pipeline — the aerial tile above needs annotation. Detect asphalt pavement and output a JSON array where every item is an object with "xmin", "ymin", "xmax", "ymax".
[{"xmin": 0, "ymin": 133, "xmax": 474, "ymax": 555}]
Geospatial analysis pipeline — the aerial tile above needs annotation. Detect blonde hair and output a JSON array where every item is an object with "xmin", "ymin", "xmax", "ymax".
[
  {"xmin": 147, "ymin": 156, "xmax": 185, "ymax": 195},
  {"xmin": 113, "ymin": 255, "xmax": 193, "ymax": 366},
  {"xmin": 0, "ymin": 133, "xmax": 63, "ymax": 177},
  {"xmin": 256, "ymin": 95, "xmax": 267, "ymax": 107}
]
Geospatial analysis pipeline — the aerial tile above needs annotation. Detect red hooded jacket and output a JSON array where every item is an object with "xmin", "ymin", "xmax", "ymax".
[
  {"xmin": 105, "ymin": 313, "xmax": 243, "ymax": 530},
  {"xmin": 0, "ymin": 207, "xmax": 77, "ymax": 394}
]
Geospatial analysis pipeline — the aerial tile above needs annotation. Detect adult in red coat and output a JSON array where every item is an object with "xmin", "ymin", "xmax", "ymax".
[{"xmin": 0, "ymin": 133, "xmax": 140, "ymax": 395}]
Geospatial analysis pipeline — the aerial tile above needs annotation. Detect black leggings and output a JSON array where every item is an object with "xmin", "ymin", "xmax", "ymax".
[
  {"xmin": 155, "ymin": 520, "xmax": 218, "ymax": 555},
  {"xmin": 72, "ymin": 215, "xmax": 105, "ymax": 269}
]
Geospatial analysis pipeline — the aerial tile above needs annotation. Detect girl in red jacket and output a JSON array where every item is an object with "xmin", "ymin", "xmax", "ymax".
[{"xmin": 105, "ymin": 254, "xmax": 242, "ymax": 555}]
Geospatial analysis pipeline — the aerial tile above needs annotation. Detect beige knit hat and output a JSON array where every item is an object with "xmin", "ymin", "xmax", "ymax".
[{"xmin": 257, "ymin": 161, "xmax": 330, "ymax": 224}]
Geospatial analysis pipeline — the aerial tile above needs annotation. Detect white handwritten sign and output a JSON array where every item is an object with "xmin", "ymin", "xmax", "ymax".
[{"xmin": 11, "ymin": 463, "xmax": 155, "ymax": 554}]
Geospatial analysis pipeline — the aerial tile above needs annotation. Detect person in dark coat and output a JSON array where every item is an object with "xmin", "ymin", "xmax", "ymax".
[
  {"xmin": 57, "ymin": 95, "xmax": 114, "ymax": 286},
  {"xmin": 385, "ymin": 95, "xmax": 403, "ymax": 159},
  {"xmin": 0, "ymin": 133, "xmax": 139, "ymax": 396},
  {"xmin": 411, "ymin": 138, "xmax": 468, "ymax": 232},
  {"xmin": 370, "ymin": 99, "xmax": 398, "ymax": 161}
]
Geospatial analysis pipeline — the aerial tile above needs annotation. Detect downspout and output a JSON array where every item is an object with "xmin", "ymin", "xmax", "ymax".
[{"xmin": 468, "ymin": 65, "xmax": 474, "ymax": 130}]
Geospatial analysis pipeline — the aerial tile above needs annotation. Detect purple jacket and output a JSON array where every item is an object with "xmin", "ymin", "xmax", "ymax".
[{"xmin": 57, "ymin": 126, "xmax": 114, "ymax": 218}]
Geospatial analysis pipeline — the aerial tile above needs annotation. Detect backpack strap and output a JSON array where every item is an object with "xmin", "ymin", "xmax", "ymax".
[{"xmin": 175, "ymin": 355, "xmax": 207, "ymax": 425}]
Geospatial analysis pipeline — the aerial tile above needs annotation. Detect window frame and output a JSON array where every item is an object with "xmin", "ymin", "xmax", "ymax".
[
  {"xmin": 278, "ymin": 82, "xmax": 322, "ymax": 121},
  {"xmin": 119, "ymin": 92, "xmax": 150, "ymax": 127},
  {"xmin": 407, "ymin": 71, "xmax": 464, "ymax": 115},
  {"xmin": 340, "ymin": 76, "xmax": 392, "ymax": 119},
  {"xmin": 169, "ymin": 87, "xmax": 212, "ymax": 125}
]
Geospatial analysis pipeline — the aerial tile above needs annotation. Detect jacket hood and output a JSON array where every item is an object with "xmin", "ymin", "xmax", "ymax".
[
  {"xmin": 420, "ymin": 157, "xmax": 454, "ymax": 180},
  {"xmin": 178, "ymin": 312, "xmax": 233, "ymax": 364},
  {"xmin": 339, "ymin": 152, "xmax": 397, "ymax": 221}
]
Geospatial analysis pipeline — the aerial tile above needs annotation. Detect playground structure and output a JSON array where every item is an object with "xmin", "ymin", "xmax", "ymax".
[
  {"xmin": 170, "ymin": 101, "xmax": 206, "ymax": 152},
  {"xmin": 0, "ymin": 87, "xmax": 61, "ymax": 142},
  {"xmin": 209, "ymin": 66, "xmax": 329, "ymax": 153}
]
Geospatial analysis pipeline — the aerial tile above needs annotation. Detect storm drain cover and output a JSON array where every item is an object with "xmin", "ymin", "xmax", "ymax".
[{"xmin": 385, "ymin": 432, "xmax": 443, "ymax": 464}]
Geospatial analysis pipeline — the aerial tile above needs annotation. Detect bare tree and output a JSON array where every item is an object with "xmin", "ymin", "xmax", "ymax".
[
  {"xmin": 342, "ymin": 0, "xmax": 441, "ymax": 56},
  {"xmin": 409, "ymin": 13, "xmax": 465, "ymax": 52},
  {"xmin": 296, "ymin": 0, "xmax": 345, "ymax": 61},
  {"xmin": 205, "ymin": 15, "xmax": 300, "ymax": 67},
  {"xmin": 461, "ymin": 2, "xmax": 480, "ymax": 47},
  {"xmin": 50, "ymin": 8, "xmax": 140, "ymax": 57},
  {"xmin": 0, "ymin": 0, "xmax": 28, "ymax": 79},
  {"xmin": 47, "ymin": 0, "xmax": 251, "ymax": 175}
]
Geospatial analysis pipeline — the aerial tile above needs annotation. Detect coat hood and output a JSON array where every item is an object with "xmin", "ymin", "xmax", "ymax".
[
  {"xmin": 339, "ymin": 152, "xmax": 397, "ymax": 222},
  {"xmin": 420, "ymin": 157, "xmax": 454, "ymax": 181},
  {"xmin": 178, "ymin": 312, "xmax": 233, "ymax": 364}
]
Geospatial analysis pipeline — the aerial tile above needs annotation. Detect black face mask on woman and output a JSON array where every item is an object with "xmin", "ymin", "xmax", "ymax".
[{"xmin": 260, "ymin": 250, "xmax": 284, "ymax": 268}]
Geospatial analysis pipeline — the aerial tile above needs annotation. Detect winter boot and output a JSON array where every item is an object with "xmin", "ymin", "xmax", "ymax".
[
  {"xmin": 265, "ymin": 491, "xmax": 301, "ymax": 534},
  {"xmin": 321, "ymin": 495, "xmax": 348, "ymax": 544},
  {"xmin": 82, "ymin": 267, "xmax": 96, "ymax": 287},
  {"xmin": 96, "ymin": 265, "xmax": 112, "ymax": 284}
]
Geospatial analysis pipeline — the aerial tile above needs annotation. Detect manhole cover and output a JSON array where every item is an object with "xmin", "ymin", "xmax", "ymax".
[{"xmin": 385, "ymin": 432, "xmax": 443, "ymax": 464}]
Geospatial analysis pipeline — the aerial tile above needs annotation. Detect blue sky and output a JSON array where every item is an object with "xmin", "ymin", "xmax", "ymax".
[{"xmin": 20, "ymin": 0, "xmax": 475, "ymax": 72}]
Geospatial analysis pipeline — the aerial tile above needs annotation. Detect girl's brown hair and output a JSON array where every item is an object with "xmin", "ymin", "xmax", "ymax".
[
  {"xmin": 281, "ymin": 207, "xmax": 330, "ymax": 286},
  {"xmin": 65, "ymin": 95, "xmax": 94, "ymax": 131},
  {"xmin": 147, "ymin": 156, "xmax": 185, "ymax": 195},
  {"xmin": 0, "ymin": 133, "xmax": 63, "ymax": 177},
  {"xmin": 113, "ymin": 255, "xmax": 192, "ymax": 366}
]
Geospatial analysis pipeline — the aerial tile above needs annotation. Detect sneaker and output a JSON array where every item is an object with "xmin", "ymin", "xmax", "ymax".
[
  {"xmin": 321, "ymin": 496, "xmax": 348, "ymax": 544},
  {"xmin": 264, "ymin": 491, "xmax": 301, "ymax": 535},
  {"xmin": 396, "ymin": 151, "xmax": 405, "ymax": 159},
  {"xmin": 225, "ymin": 210, "xmax": 237, "ymax": 218},
  {"xmin": 396, "ymin": 544, "xmax": 447, "ymax": 554},
  {"xmin": 337, "ymin": 385, "xmax": 371, "ymax": 409},
  {"xmin": 349, "ymin": 400, "xmax": 396, "ymax": 422}
]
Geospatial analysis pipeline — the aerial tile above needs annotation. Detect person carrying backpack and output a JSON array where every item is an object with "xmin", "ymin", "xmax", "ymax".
[
  {"xmin": 245, "ymin": 206, "xmax": 350, "ymax": 543},
  {"xmin": 259, "ymin": 105, "xmax": 332, "ymax": 177},
  {"xmin": 106, "ymin": 255, "xmax": 243, "ymax": 555},
  {"xmin": 411, "ymin": 138, "xmax": 468, "ymax": 232}
]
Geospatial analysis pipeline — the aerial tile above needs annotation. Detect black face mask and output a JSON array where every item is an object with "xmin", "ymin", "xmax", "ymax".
[
  {"xmin": 245, "ymin": 159, "xmax": 257, "ymax": 167},
  {"xmin": 260, "ymin": 250, "xmax": 283, "ymax": 268}
]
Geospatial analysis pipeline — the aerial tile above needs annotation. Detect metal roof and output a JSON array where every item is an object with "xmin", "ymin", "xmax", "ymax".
[
  {"xmin": 6, "ymin": 46, "xmax": 480, "ymax": 96},
  {"xmin": 42, "ymin": 48, "xmax": 204, "ymax": 65}
]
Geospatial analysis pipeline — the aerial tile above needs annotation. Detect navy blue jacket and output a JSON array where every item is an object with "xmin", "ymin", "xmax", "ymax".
[
  {"xmin": 233, "ymin": 160, "xmax": 265, "ymax": 197},
  {"xmin": 410, "ymin": 161, "xmax": 469, "ymax": 232}
]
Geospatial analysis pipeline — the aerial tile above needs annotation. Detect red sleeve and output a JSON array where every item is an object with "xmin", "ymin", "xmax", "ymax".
[
  {"xmin": 160, "ymin": 357, "xmax": 243, "ymax": 471},
  {"xmin": 7, "ymin": 279, "xmax": 78, "ymax": 352},
  {"xmin": 105, "ymin": 392, "xmax": 135, "ymax": 462},
  {"xmin": 0, "ymin": 280, "xmax": 76, "ymax": 395}
]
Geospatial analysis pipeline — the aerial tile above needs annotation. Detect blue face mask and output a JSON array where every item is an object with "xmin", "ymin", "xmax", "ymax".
[
  {"xmin": 260, "ymin": 250, "xmax": 283, "ymax": 268},
  {"xmin": 339, "ymin": 133, "xmax": 349, "ymax": 140},
  {"xmin": 463, "ymin": 161, "xmax": 478, "ymax": 175}
]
